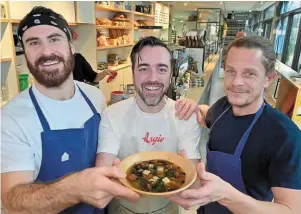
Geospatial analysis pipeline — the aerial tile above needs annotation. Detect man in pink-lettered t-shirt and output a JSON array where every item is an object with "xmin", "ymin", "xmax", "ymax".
[{"xmin": 95, "ymin": 37, "xmax": 202, "ymax": 214}]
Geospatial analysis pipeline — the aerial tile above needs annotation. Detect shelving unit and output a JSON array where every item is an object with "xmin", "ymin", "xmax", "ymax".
[
  {"xmin": 0, "ymin": 57, "xmax": 12, "ymax": 62},
  {"xmin": 96, "ymin": 25, "xmax": 133, "ymax": 29},
  {"xmin": 1, "ymin": 1, "xmax": 19, "ymax": 107},
  {"xmin": 133, "ymin": 11, "xmax": 155, "ymax": 18},
  {"xmin": 95, "ymin": 4, "xmax": 132, "ymax": 14},
  {"xmin": 97, "ymin": 44, "xmax": 134, "ymax": 50},
  {"xmin": 107, "ymin": 63, "xmax": 132, "ymax": 71},
  {"xmin": 0, "ymin": 18, "xmax": 9, "ymax": 23}
]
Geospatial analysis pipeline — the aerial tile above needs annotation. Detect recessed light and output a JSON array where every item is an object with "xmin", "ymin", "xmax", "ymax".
[
  {"xmin": 184, "ymin": 3, "xmax": 187, "ymax": 6},
  {"xmin": 180, "ymin": 20, "xmax": 183, "ymax": 23},
  {"xmin": 220, "ymin": 1, "xmax": 223, "ymax": 4}
]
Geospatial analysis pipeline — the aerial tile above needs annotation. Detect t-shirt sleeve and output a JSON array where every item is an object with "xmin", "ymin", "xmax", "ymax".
[
  {"xmin": 98, "ymin": 91, "xmax": 107, "ymax": 114},
  {"xmin": 97, "ymin": 108, "xmax": 120, "ymax": 155},
  {"xmin": 1, "ymin": 114, "xmax": 35, "ymax": 173},
  {"xmin": 178, "ymin": 114, "xmax": 202, "ymax": 160},
  {"xmin": 77, "ymin": 53, "xmax": 97, "ymax": 83},
  {"xmin": 268, "ymin": 127, "xmax": 301, "ymax": 189}
]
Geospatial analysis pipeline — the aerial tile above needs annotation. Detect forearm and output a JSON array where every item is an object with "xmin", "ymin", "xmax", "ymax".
[
  {"xmin": 96, "ymin": 152, "xmax": 116, "ymax": 167},
  {"xmin": 220, "ymin": 185, "xmax": 292, "ymax": 214},
  {"xmin": 2, "ymin": 174, "xmax": 80, "ymax": 213},
  {"xmin": 190, "ymin": 159, "xmax": 201, "ymax": 188},
  {"xmin": 94, "ymin": 72, "xmax": 106, "ymax": 82}
]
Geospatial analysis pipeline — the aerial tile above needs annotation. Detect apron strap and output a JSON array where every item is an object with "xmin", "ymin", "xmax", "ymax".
[
  {"xmin": 209, "ymin": 105, "xmax": 231, "ymax": 134},
  {"xmin": 77, "ymin": 85, "xmax": 98, "ymax": 115},
  {"xmin": 29, "ymin": 87, "xmax": 51, "ymax": 131},
  {"xmin": 234, "ymin": 104, "xmax": 265, "ymax": 157}
]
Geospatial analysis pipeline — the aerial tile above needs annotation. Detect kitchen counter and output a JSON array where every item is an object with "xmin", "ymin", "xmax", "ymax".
[
  {"xmin": 275, "ymin": 61, "xmax": 301, "ymax": 90},
  {"xmin": 268, "ymin": 61, "xmax": 301, "ymax": 130}
]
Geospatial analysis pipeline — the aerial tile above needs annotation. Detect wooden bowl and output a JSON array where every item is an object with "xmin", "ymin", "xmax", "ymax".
[{"xmin": 118, "ymin": 151, "xmax": 197, "ymax": 196}]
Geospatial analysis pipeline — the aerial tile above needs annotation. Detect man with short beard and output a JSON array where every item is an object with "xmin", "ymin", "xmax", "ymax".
[
  {"xmin": 96, "ymin": 36, "xmax": 202, "ymax": 214},
  {"xmin": 1, "ymin": 6, "xmax": 140, "ymax": 214},
  {"xmin": 169, "ymin": 37, "xmax": 301, "ymax": 214}
]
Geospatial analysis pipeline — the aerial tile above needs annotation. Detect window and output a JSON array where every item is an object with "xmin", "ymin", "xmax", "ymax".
[
  {"xmin": 273, "ymin": 17, "xmax": 288, "ymax": 60},
  {"xmin": 297, "ymin": 52, "xmax": 301, "ymax": 74},
  {"xmin": 279, "ymin": 1, "xmax": 301, "ymax": 15},
  {"xmin": 264, "ymin": 21, "xmax": 272, "ymax": 39},
  {"xmin": 284, "ymin": 13, "xmax": 301, "ymax": 67},
  {"xmin": 264, "ymin": 4, "xmax": 275, "ymax": 20}
]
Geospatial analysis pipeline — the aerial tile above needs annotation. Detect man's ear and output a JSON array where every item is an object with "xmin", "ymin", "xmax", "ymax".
[{"xmin": 264, "ymin": 71, "xmax": 277, "ymax": 88}]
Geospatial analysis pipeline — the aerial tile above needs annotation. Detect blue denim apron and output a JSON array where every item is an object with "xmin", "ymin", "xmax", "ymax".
[
  {"xmin": 198, "ymin": 104, "xmax": 265, "ymax": 214},
  {"xmin": 29, "ymin": 86, "xmax": 104, "ymax": 214}
]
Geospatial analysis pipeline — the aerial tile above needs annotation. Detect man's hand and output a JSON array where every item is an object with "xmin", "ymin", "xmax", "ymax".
[
  {"xmin": 75, "ymin": 166, "xmax": 140, "ymax": 209},
  {"xmin": 96, "ymin": 69, "xmax": 115, "ymax": 82},
  {"xmin": 195, "ymin": 105, "xmax": 210, "ymax": 127},
  {"xmin": 167, "ymin": 162, "xmax": 231, "ymax": 210},
  {"xmin": 175, "ymin": 99, "xmax": 198, "ymax": 120}
]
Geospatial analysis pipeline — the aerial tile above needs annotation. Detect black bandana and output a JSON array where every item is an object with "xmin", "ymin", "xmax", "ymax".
[{"xmin": 17, "ymin": 13, "xmax": 72, "ymax": 45}]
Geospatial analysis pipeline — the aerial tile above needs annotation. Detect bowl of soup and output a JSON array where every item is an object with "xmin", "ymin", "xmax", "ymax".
[{"xmin": 118, "ymin": 151, "xmax": 197, "ymax": 196}]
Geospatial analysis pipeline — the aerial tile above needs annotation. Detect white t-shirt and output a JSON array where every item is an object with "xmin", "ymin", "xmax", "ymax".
[
  {"xmin": 1, "ymin": 81, "xmax": 106, "ymax": 179},
  {"xmin": 97, "ymin": 97, "xmax": 201, "ymax": 160}
]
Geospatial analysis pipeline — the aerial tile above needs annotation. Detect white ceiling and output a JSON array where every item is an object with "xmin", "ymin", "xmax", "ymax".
[{"xmin": 164, "ymin": 1, "xmax": 275, "ymax": 19}]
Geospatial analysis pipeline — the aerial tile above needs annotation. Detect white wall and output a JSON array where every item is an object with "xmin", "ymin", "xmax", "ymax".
[{"xmin": 9, "ymin": 1, "xmax": 76, "ymax": 23}]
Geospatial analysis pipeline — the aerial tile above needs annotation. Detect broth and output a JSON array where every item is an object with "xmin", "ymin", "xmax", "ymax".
[{"xmin": 126, "ymin": 160, "xmax": 186, "ymax": 192}]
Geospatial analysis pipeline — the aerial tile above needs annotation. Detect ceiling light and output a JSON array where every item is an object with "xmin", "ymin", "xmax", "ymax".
[
  {"xmin": 220, "ymin": 1, "xmax": 223, "ymax": 4},
  {"xmin": 180, "ymin": 20, "xmax": 183, "ymax": 23},
  {"xmin": 172, "ymin": 18, "xmax": 175, "ymax": 21},
  {"xmin": 184, "ymin": 3, "xmax": 187, "ymax": 6}
]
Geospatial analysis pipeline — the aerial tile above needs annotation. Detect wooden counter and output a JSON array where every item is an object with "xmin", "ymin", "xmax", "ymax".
[{"xmin": 269, "ymin": 60, "xmax": 301, "ymax": 130}]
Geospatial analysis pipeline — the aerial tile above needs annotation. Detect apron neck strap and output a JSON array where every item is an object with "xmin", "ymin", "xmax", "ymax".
[
  {"xmin": 29, "ymin": 86, "xmax": 51, "ymax": 131},
  {"xmin": 210, "ymin": 105, "xmax": 231, "ymax": 131},
  {"xmin": 234, "ymin": 103, "xmax": 265, "ymax": 157},
  {"xmin": 77, "ymin": 85, "xmax": 98, "ymax": 115},
  {"xmin": 29, "ymin": 85, "xmax": 98, "ymax": 132}
]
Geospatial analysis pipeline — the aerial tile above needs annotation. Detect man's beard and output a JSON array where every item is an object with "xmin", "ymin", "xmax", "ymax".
[
  {"xmin": 26, "ymin": 50, "xmax": 74, "ymax": 88},
  {"xmin": 136, "ymin": 81, "xmax": 167, "ymax": 106}
]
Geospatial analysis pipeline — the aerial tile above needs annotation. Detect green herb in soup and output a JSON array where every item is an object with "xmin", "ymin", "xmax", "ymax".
[{"xmin": 126, "ymin": 160, "xmax": 186, "ymax": 192}]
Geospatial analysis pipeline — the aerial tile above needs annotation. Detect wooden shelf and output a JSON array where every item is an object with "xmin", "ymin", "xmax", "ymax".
[
  {"xmin": 134, "ymin": 27, "xmax": 163, "ymax": 30},
  {"xmin": 0, "ymin": 57, "xmax": 12, "ymax": 62},
  {"xmin": 107, "ymin": 63, "xmax": 131, "ymax": 71},
  {"xmin": 96, "ymin": 25, "xmax": 133, "ymax": 29},
  {"xmin": 97, "ymin": 44, "xmax": 133, "ymax": 50},
  {"xmin": 1, "ymin": 101, "xmax": 8, "ymax": 108},
  {"xmin": 95, "ymin": 5, "xmax": 132, "ymax": 13},
  {"xmin": 133, "ymin": 11, "xmax": 154, "ymax": 18},
  {"xmin": 0, "ymin": 18, "xmax": 9, "ymax": 23}
]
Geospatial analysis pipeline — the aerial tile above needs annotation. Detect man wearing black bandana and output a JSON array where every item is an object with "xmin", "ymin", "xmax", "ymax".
[{"xmin": 1, "ymin": 6, "xmax": 139, "ymax": 214}]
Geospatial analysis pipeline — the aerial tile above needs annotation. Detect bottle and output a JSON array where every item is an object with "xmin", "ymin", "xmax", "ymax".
[
  {"xmin": 191, "ymin": 37, "xmax": 195, "ymax": 47},
  {"xmin": 198, "ymin": 36, "xmax": 205, "ymax": 48},
  {"xmin": 185, "ymin": 36, "xmax": 189, "ymax": 47},
  {"xmin": 194, "ymin": 37, "xmax": 198, "ymax": 47},
  {"xmin": 188, "ymin": 36, "xmax": 192, "ymax": 48}
]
